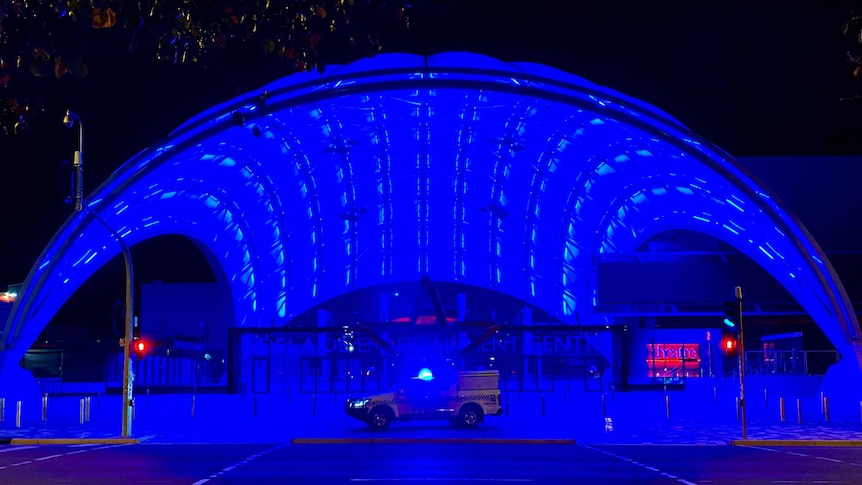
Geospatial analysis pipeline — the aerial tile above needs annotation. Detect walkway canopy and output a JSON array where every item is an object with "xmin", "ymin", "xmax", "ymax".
[{"xmin": 3, "ymin": 52, "xmax": 860, "ymax": 389}]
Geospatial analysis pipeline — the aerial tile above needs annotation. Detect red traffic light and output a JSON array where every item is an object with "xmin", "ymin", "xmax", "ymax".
[
  {"xmin": 723, "ymin": 337, "xmax": 737, "ymax": 352},
  {"xmin": 133, "ymin": 339, "xmax": 147, "ymax": 355}
]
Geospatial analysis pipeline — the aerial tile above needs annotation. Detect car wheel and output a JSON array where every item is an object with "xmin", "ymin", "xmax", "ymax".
[
  {"xmin": 458, "ymin": 404, "xmax": 482, "ymax": 428},
  {"xmin": 367, "ymin": 406, "xmax": 393, "ymax": 430}
]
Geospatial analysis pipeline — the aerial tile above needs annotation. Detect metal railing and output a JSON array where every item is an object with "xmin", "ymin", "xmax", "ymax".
[
  {"xmin": 743, "ymin": 349, "xmax": 837, "ymax": 376},
  {"xmin": 720, "ymin": 350, "xmax": 839, "ymax": 378}
]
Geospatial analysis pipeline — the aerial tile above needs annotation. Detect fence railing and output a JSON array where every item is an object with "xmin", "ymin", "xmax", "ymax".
[{"xmin": 743, "ymin": 349, "xmax": 837, "ymax": 376}]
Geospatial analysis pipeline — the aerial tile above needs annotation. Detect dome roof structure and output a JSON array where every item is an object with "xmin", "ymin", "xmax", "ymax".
[{"xmin": 3, "ymin": 52, "xmax": 860, "ymax": 385}]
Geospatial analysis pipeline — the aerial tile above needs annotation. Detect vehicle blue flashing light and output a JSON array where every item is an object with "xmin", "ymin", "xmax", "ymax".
[
  {"xmin": 723, "ymin": 318, "xmax": 736, "ymax": 328},
  {"xmin": 416, "ymin": 368, "xmax": 434, "ymax": 381}
]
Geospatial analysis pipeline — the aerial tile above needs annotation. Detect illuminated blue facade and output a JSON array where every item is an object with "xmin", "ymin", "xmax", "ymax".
[{"xmin": 2, "ymin": 52, "xmax": 860, "ymax": 395}]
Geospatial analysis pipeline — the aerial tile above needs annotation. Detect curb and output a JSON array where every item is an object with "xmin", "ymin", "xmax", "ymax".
[
  {"xmin": 731, "ymin": 440, "xmax": 862, "ymax": 447},
  {"xmin": 291, "ymin": 437, "xmax": 576, "ymax": 445},
  {"xmin": 9, "ymin": 438, "xmax": 139, "ymax": 445}
]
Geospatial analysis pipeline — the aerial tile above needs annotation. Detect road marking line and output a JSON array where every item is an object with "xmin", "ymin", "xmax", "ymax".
[
  {"xmin": 35, "ymin": 454, "xmax": 63, "ymax": 461},
  {"xmin": 0, "ymin": 445, "xmax": 125, "ymax": 470},
  {"xmin": 748, "ymin": 447, "xmax": 812, "ymax": 458},
  {"xmin": 752, "ymin": 446, "xmax": 838, "ymax": 461},
  {"xmin": 349, "ymin": 480, "xmax": 534, "ymax": 482},
  {"xmin": 594, "ymin": 443, "xmax": 725, "ymax": 447},
  {"xmin": 581, "ymin": 444, "xmax": 696, "ymax": 485},
  {"xmin": 814, "ymin": 457, "xmax": 843, "ymax": 463},
  {"xmin": 89, "ymin": 445, "xmax": 119, "ymax": 451},
  {"xmin": 140, "ymin": 442, "xmax": 289, "ymax": 446},
  {"xmin": 192, "ymin": 442, "xmax": 289, "ymax": 485},
  {"xmin": 0, "ymin": 446, "xmax": 38, "ymax": 453},
  {"xmin": 772, "ymin": 481, "xmax": 843, "ymax": 484},
  {"xmin": 747, "ymin": 446, "xmax": 782, "ymax": 453},
  {"xmin": 746, "ymin": 445, "xmax": 859, "ymax": 469},
  {"xmin": 64, "ymin": 444, "xmax": 125, "ymax": 457}
]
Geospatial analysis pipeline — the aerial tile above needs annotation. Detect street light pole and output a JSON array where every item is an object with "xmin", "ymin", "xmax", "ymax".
[
  {"xmin": 64, "ymin": 110, "xmax": 134, "ymax": 438},
  {"xmin": 63, "ymin": 110, "xmax": 84, "ymax": 212}
]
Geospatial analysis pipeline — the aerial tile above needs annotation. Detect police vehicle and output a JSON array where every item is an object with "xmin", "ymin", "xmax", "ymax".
[{"xmin": 345, "ymin": 368, "xmax": 503, "ymax": 429}]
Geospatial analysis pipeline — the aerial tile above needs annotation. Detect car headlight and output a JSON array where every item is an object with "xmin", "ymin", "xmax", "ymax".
[{"xmin": 350, "ymin": 399, "xmax": 370, "ymax": 408}]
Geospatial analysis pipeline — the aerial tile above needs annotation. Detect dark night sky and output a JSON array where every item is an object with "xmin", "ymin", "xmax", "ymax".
[{"xmin": 1, "ymin": 1, "xmax": 861, "ymax": 326}]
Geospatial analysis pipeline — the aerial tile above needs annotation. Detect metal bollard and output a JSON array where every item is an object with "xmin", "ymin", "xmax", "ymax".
[
  {"xmin": 779, "ymin": 397, "xmax": 785, "ymax": 422},
  {"xmin": 0, "ymin": 397, "xmax": 4, "ymax": 422},
  {"xmin": 79, "ymin": 398, "xmax": 85, "ymax": 424},
  {"xmin": 713, "ymin": 386, "xmax": 717, "ymax": 404},
  {"xmin": 16, "ymin": 400, "xmax": 21, "ymax": 428},
  {"xmin": 42, "ymin": 393, "xmax": 48, "ymax": 422},
  {"xmin": 824, "ymin": 397, "xmax": 830, "ymax": 422},
  {"xmin": 191, "ymin": 395, "xmax": 196, "ymax": 419},
  {"xmin": 797, "ymin": 398, "xmax": 803, "ymax": 424},
  {"xmin": 147, "ymin": 388, "xmax": 150, "ymax": 407},
  {"xmin": 541, "ymin": 394, "xmax": 546, "ymax": 417},
  {"xmin": 764, "ymin": 389, "xmax": 768, "ymax": 408},
  {"xmin": 665, "ymin": 395, "xmax": 671, "ymax": 420},
  {"xmin": 736, "ymin": 397, "xmax": 740, "ymax": 421},
  {"xmin": 820, "ymin": 391, "xmax": 825, "ymax": 414},
  {"xmin": 132, "ymin": 398, "xmax": 136, "ymax": 421},
  {"xmin": 312, "ymin": 393, "xmax": 317, "ymax": 417},
  {"xmin": 85, "ymin": 396, "xmax": 91, "ymax": 422},
  {"xmin": 601, "ymin": 393, "xmax": 606, "ymax": 417}
]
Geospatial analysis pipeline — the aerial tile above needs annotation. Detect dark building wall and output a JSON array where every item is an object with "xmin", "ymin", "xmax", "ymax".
[{"xmin": 598, "ymin": 256, "xmax": 789, "ymax": 305}]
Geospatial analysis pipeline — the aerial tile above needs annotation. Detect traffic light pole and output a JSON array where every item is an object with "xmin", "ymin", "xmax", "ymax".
[
  {"xmin": 736, "ymin": 285, "xmax": 747, "ymax": 440},
  {"xmin": 119, "ymin": 239, "xmax": 134, "ymax": 438},
  {"xmin": 79, "ymin": 201, "xmax": 135, "ymax": 439}
]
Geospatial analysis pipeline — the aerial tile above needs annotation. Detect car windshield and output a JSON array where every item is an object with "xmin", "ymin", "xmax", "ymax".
[{"xmin": 384, "ymin": 377, "xmax": 446, "ymax": 393}]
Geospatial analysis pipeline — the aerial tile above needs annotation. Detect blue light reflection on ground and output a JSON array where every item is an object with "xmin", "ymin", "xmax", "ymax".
[{"xmin": 4, "ymin": 383, "xmax": 862, "ymax": 444}]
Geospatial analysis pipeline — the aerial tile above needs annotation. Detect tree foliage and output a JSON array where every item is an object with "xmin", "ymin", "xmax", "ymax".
[{"xmin": 0, "ymin": 0, "xmax": 430, "ymax": 135}]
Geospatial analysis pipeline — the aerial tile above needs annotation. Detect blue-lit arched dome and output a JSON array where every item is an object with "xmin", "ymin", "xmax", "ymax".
[{"xmin": 3, "ymin": 52, "xmax": 860, "ymax": 382}]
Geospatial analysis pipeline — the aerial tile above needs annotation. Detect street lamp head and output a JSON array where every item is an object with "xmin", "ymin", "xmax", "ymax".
[{"xmin": 63, "ymin": 110, "xmax": 75, "ymax": 128}]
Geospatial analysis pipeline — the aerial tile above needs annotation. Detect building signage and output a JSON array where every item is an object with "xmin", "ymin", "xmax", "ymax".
[{"xmin": 645, "ymin": 343, "xmax": 701, "ymax": 378}]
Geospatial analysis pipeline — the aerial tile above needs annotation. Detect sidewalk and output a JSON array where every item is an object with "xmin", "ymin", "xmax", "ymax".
[{"xmin": 2, "ymin": 391, "xmax": 861, "ymax": 445}]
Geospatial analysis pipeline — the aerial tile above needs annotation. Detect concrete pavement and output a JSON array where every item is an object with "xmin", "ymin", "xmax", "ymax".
[{"xmin": 2, "ymin": 389, "xmax": 862, "ymax": 445}]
